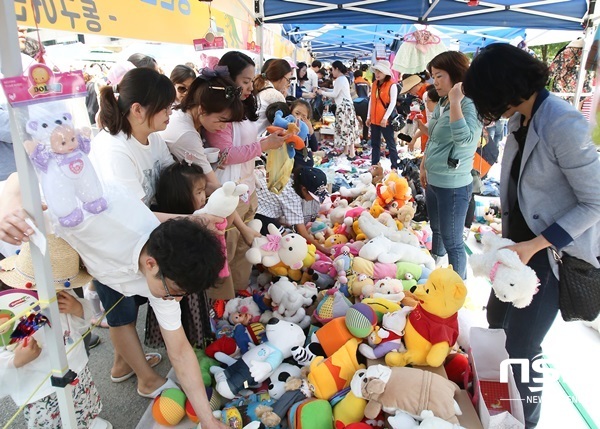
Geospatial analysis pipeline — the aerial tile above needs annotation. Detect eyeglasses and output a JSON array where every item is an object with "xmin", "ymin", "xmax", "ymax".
[
  {"xmin": 283, "ymin": 76, "xmax": 296, "ymax": 84},
  {"xmin": 160, "ymin": 272, "xmax": 188, "ymax": 299},
  {"xmin": 209, "ymin": 85, "xmax": 242, "ymax": 99},
  {"xmin": 175, "ymin": 85, "xmax": 188, "ymax": 94}
]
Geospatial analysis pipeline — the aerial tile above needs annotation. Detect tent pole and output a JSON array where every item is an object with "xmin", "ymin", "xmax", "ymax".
[
  {"xmin": 0, "ymin": 4, "xmax": 78, "ymax": 428},
  {"xmin": 256, "ymin": 0, "xmax": 264, "ymax": 67},
  {"xmin": 573, "ymin": 3, "xmax": 597, "ymax": 107}
]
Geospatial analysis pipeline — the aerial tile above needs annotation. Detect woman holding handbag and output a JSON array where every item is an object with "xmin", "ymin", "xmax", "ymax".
[
  {"xmin": 367, "ymin": 60, "xmax": 399, "ymax": 169},
  {"xmin": 464, "ymin": 43, "xmax": 600, "ymax": 428}
]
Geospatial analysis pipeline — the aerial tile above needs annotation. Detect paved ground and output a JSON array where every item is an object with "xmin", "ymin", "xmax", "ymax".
[{"xmin": 0, "ymin": 304, "xmax": 169, "ymax": 429}]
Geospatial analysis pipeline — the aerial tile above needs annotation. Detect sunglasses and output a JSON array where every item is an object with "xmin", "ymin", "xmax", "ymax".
[
  {"xmin": 160, "ymin": 272, "xmax": 188, "ymax": 299},
  {"xmin": 209, "ymin": 85, "xmax": 242, "ymax": 99},
  {"xmin": 175, "ymin": 85, "xmax": 188, "ymax": 95}
]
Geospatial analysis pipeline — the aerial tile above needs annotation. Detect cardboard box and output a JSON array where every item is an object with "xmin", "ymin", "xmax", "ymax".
[{"xmin": 470, "ymin": 328, "xmax": 525, "ymax": 429}]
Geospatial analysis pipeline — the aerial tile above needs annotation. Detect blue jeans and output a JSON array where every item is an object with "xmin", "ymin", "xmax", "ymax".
[
  {"xmin": 425, "ymin": 183, "xmax": 471, "ymax": 279},
  {"xmin": 94, "ymin": 280, "xmax": 148, "ymax": 327},
  {"xmin": 370, "ymin": 124, "xmax": 398, "ymax": 169},
  {"xmin": 487, "ymin": 250, "xmax": 559, "ymax": 429}
]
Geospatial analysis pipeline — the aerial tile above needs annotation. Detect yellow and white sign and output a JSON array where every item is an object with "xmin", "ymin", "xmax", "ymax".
[{"xmin": 14, "ymin": 0, "xmax": 308, "ymax": 59}]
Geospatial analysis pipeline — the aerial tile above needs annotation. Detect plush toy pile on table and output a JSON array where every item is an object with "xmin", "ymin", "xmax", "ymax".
[{"xmin": 152, "ymin": 149, "xmax": 522, "ymax": 428}]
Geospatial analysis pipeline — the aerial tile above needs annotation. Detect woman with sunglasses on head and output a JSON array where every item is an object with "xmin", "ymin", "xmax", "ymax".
[
  {"xmin": 417, "ymin": 51, "xmax": 481, "ymax": 281},
  {"xmin": 317, "ymin": 60, "xmax": 361, "ymax": 159},
  {"xmin": 203, "ymin": 52, "xmax": 286, "ymax": 300},
  {"xmin": 89, "ymin": 67, "xmax": 226, "ymax": 411},
  {"xmin": 464, "ymin": 43, "xmax": 600, "ymax": 429},
  {"xmin": 253, "ymin": 58, "xmax": 294, "ymax": 135},
  {"xmin": 169, "ymin": 64, "xmax": 196, "ymax": 105},
  {"xmin": 160, "ymin": 69, "xmax": 245, "ymax": 196}
]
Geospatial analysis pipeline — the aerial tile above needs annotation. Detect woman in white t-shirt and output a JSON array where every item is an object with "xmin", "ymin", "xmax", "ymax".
[
  {"xmin": 318, "ymin": 61, "xmax": 361, "ymax": 159},
  {"xmin": 253, "ymin": 58, "xmax": 294, "ymax": 136},
  {"xmin": 91, "ymin": 68, "xmax": 195, "ymax": 400},
  {"xmin": 203, "ymin": 52, "xmax": 286, "ymax": 300}
]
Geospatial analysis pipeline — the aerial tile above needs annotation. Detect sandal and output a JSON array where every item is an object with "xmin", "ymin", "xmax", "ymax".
[{"xmin": 110, "ymin": 352, "xmax": 162, "ymax": 383}]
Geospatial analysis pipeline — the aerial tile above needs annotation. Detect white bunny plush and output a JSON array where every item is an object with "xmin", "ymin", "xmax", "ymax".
[
  {"xmin": 358, "ymin": 211, "xmax": 421, "ymax": 248},
  {"xmin": 246, "ymin": 220, "xmax": 308, "ymax": 269},
  {"xmin": 359, "ymin": 235, "xmax": 436, "ymax": 270},
  {"xmin": 469, "ymin": 234, "xmax": 540, "ymax": 308},
  {"xmin": 195, "ymin": 181, "xmax": 249, "ymax": 277}
]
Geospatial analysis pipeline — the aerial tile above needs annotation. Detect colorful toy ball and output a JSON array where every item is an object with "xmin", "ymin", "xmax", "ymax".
[
  {"xmin": 345, "ymin": 303, "xmax": 377, "ymax": 338},
  {"xmin": 185, "ymin": 399, "xmax": 199, "ymax": 424},
  {"xmin": 152, "ymin": 388, "xmax": 187, "ymax": 426}
]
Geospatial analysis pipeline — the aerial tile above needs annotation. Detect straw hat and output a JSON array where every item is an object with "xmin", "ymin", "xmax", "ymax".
[
  {"xmin": 400, "ymin": 75, "xmax": 422, "ymax": 94},
  {"xmin": 371, "ymin": 60, "xmax": 392, "ymax": 76},
  {"xmin": 0, "ymin": 235, "xmax": 92, "ymax": 290}
]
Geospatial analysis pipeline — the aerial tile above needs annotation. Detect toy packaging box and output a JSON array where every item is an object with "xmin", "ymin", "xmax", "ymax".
[
  {"xmin": 1, "ymin": 64, "xmax": 109, "ymax": 232},
  {"xmin": 469, "ymin": 327, "xmax": 525, "ymax": 429}
]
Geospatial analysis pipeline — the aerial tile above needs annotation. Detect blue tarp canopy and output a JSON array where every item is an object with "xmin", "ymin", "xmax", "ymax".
[
  {"xmin": 283, "ymin": 23, "xmax": 527, "ymax": 60},
  {"xmin": 264, "ymin": 0, "xmax": 587, "ymax": 30}
]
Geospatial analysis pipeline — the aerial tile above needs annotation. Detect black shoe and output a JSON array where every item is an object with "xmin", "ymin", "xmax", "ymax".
[{"xmin": 89, "ymin": 333, "xmax": 101, "ymax": 349}]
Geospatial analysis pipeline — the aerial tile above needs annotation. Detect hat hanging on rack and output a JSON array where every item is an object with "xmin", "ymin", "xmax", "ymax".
[{"xmin": 0, "ymin": 235, "xmax": 92, "ymax": 290}]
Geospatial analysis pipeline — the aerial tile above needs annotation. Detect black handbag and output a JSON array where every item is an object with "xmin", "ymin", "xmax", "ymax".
[{"xmin": 552, "ymin": 249, "xmax": 600, "ymax": 322}]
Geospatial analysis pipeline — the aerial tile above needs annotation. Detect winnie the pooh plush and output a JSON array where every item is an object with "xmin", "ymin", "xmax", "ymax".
[{"xmin": 385, "ymin": 267, "xmax": 467, "ymax": 368}]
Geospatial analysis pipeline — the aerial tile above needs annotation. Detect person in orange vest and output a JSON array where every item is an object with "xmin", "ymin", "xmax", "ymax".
[{"xmin": 367, "ymin": 60, "xmax": 399, "ymax": 169}]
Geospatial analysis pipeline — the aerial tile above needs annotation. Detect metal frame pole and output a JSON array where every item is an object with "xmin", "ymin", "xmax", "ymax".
[{"xmin": 0, "ymin": 4, "xmax": 77, "ymax": 427}]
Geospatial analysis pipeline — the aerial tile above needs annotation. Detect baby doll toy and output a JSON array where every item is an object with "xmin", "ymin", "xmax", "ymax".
[{"xmin": 24, "ymin": 109, "xmax": 107, "ymax": 227}]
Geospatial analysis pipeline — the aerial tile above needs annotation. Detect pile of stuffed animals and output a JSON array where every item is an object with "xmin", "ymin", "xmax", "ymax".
[{"xmin": 153, "ymin": 166, "xmax": 537, "ymax": 429}]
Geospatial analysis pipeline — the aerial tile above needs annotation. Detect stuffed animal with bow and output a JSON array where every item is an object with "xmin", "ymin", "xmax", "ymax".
[
  {"xmin": 469, "ymin": 233, "xmax": 540, "ymax": 308},
  {"xmin": 25, "ymin": 110, "xmax": 107, "ymax": 227},
  {"xmin": 246, "ymin": 219, "xmax": 308, "ymax": 270}
]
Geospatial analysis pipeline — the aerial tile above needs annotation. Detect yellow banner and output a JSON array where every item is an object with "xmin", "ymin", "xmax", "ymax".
[
  {"xmin": 14, "ymin": 0, "xmax": 252, "ymax": 46},
  {"xmin": 13, "ymin": 0, "xmax": 308, "ymax": 60}
]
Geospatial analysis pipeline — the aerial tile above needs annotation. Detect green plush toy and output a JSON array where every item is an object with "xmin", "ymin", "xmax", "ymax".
[
  {"xmin": 395, "ymin": 262, "xmax": 423, "ymax": 290},
  {"xmin": 194, "ymin": 347, "xmax": 221, "ymax": 387}
]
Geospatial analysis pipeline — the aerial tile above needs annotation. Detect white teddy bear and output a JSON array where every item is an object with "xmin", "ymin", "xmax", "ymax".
[
  {"xmin": 360, "ymin": 235, "xmax": 436, "ymax": 270},
  {"xmin": 267, "ymin": 276, "xmax": 312, "ymax": 328},
  {"xmin": 371, "ymin": 278, "xmax": 406, "ymax": 302},
  {"xmin": 358, "ymin": 211, "xmax": 421, "ymax": 248},
  {"xmin": 246, "ymin": 220, "xmax": 308, "ymax": 269},
  {"xmin": 469, "ymin": 234, "xmax": 540, "ymax": 308},
  {"xmin": 340, "ymin": 172, "xmax": 375, "ymax": 198}
]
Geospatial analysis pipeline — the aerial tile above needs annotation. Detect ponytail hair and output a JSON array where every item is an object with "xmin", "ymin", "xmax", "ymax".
[
  {"xmin": 99, "ymin": 67, "xmax": 175, "ymax": 137},
  {"xmin": 253, "ymin": 59, "xmax": 291, "ymax": 94}
]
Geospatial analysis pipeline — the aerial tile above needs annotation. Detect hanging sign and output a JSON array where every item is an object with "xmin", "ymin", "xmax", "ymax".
[
  {"xmin": 193, "ymin": 36, "xmax": 224, "ymax": 51},
  {"xmin": 247, "ymin": 41, "xmax": 261, "ymax": 53}
]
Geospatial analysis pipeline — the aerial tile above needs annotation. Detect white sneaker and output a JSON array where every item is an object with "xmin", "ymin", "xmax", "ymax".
[{"xmin": 90, "ymin": 417, "xmax": 113, "ymax": 429}]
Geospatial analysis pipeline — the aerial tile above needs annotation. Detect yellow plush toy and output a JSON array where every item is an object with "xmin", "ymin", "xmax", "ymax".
[{"xmin": 385, "ymin": 267, "xmax": 467, "ymax": 368}]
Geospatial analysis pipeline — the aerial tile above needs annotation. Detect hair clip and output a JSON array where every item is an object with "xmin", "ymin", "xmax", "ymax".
[
  {"xmin": 198, "ymin": 66, "xmax": 230, "ymax": 81},
  {"xmin": 209, "ymin": 85, "xmax": 242, "ymax": 100},
  {"xmin": 183, "ymin": 151, "xmax": 196, "ymax": 166}
]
